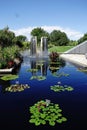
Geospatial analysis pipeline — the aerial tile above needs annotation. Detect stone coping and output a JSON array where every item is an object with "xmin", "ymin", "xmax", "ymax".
[
  {"xmin": 0, "ymin": 67, "xmax": 13, "ymax": 73},
  {"xmin": 60, "ymin": 54, "xmax": 87, "ymax": 67}
]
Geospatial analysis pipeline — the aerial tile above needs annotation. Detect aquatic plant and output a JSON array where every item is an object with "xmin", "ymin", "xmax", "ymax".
[
  {"xmin": 1, "ymin": 74, "xmax": 18, "ymax": 81},
  {"xmin": 5, "ymin": 84, "xmax": 30, "ymax": 92},
  {"xmin": 77, "ymin": 68, "xmax": 87, "ymax": 72},
  {"xmin": 36, "ymin": 63, "xmax": 43, "ymax": 66},
  {"xmin": 30, "ymin": 76, "xmax": 46, "ymax": 81},
  {"xmin": 29, "ymin": 99, "xmax": 67, "ymax": 126},
  {"xmin": 50, "ymin": 84, "xmax": 74, "ymax": 92},
  {"xmin": 52, "ymin": 72, "xmax": 69, "ymax": 77},
  {"xmin": 49, "ymin": 66, "xmax": 60, "ymax": 71},
  {"xmin": 49, "ymin": 59, "xmax": 66, "ymax": 73},
  {"xmin": 49, "ymin": 61, "xmax": 59, "ymax": 64},
  {"xmin": 27, "ymin": 68, "xmax": 38, "ymax": 72},
  {"xmin": 49, "ymin": 52, "xmax": 59, "ymax": 62}
]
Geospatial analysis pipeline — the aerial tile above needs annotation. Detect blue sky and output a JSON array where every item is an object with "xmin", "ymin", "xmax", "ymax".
[{"xmin": 0, "ymin": 0, "xmax": 87, "ymax": 40}]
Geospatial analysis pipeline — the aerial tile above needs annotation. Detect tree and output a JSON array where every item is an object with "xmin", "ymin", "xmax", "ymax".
[
  {"xmin": 50, "ymin": 30, "xmax": 69, "ymax": 46},
  {"xmin": 31, "ymin": 27, "xmax": 49, "ymax": 44},
  {"xmin": 0, "ymin": 27, "xmax": 15, "ymax": 47},
  {"xmin": 68, "ymin": 40, "xmax": 78, "ymax": 46},
  {"xmin": 78, "ymin": 33, "xmax": 87, "ymax": 44},
  {"xmin": 12, "ymin": 35, "xmax": 27, "ymax": 47},
  {"xmin": 15, "ymin": 35, "xmax": 27, "ymax": 42}
]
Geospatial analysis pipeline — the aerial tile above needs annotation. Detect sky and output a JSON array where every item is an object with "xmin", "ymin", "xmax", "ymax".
[{"xmin": 0, "ymin": 0, "xmax": 87, "ymax": 41}]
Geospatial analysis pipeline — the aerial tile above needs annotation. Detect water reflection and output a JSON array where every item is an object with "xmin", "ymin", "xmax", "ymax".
[
  {"xmin": 0, "ymin": 78, "xmax": 10, "ymax": 93},
  {"xmin": 0, "ymin": 57, "xmax": 65, "ymax": 93},
  {"xmin": 49, "ymin": 58, "xmax": 66, "ymax": 73},
  {"xmin": 29, "ymin": 58, "xmax": 48, "ymax": 80}
]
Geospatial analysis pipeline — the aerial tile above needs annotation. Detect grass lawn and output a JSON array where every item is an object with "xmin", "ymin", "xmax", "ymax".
[{"xmin": 49, "ymin": 46, "xmax": 74, "ymax": 53}]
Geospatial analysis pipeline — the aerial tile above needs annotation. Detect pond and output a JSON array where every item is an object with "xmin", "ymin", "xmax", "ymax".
[{"xmin": 0, "ymin": 52, "xmax": 87, "ymax": 129}]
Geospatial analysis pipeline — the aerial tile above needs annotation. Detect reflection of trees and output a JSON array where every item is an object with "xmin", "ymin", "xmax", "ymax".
[
  {"xmin": 41, "ymin": 61, "xmax": 48, "ymax": 76},
  {"xmin": 30, "ymin": 58, "xmax": 48, "ymax": 76},
  {"xmin": 30, "ymin": 59, "xmax": 37, "ymax": 76},
  {"xmin": 49, "ymin": 58, "xmax": 66, "ymax": 73}
]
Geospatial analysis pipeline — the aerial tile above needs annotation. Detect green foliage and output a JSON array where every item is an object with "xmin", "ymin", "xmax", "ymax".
[
  {"xmin": 49, "ymin": 46, "xmax": 74, "ymax": 53},
  {"xmin": 27, "ymin": 68, "xmax": 38, "ymax": 72},
  {"xmin": 16, "ymin": 35, "xmax": 27, "ymax": 42},
  {"xmin": 78, "ymin": 33, "xmax": 87, "ymax": 44},
  {"xmin": 68, "ymin": 40, "xmax": 78, "ymax": 46},
  {"xmin": 49, "ymin": 60, "xmax": 66, "ymax": 73},
  {"xmin": 0, "ymin": 45, "xmax": 20, "ymax": 69},
  {"xmin": 77, "ymin": 68, "xmax": 87, "ymax": 72},
  {"xmin": 50, "ymin": 30, "xmax": 69, "ymax": 46},
  {"xmin": 0, "ymin": 60, "xmax": 7, "ymax": 69},
  {"xmin": 31, "ymin": 27, "xmax": 49, "ymax": 44},
  {"xmin": 0, "ymin": 74, "xmax": 18, "ymax": 81},
  {"xmin": 22, "ymin": 41, "xmax": 30, "ymax": 49},
  {"xmin": 52, "ymin": 72, "xmax": 69, "ymax": 77},
  {"xmin": 30, "ymin": 76, "xmax": 46, "ymax": 81},
  {"xmin": 0, "ymin": 26, "xmax": 27, "ymax": 48},
  {"xmin": 50, "ymin": 84, "xmax": 74, "ymax": 92},
  {"xmin": 13, "ymin": 35, "xmax": 27, "ymax": 47},
  {"xmin": 29, "ymin": 100, "xmax": 67, "ymax": 126},
  {"xmin": 2, "ymin": 45, "xmax": 20, "ymax": 60},
  {"xmin": 0, "ymin": 27, "xmax": 15, "ymax": 47}
]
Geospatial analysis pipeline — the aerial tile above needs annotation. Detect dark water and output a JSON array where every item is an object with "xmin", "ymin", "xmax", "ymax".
[{"xmin": 0, "ymin": 55, "xmax": 87, "ymax": 130}]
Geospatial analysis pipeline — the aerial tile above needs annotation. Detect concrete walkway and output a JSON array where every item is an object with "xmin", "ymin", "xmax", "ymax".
[
  {"xmin": 0, "ymin": 67, "xmax": 13, "ymax": 73},
  {"xmin": 60, "ymin": 54, "xmax": 87, "ymax": 67}
]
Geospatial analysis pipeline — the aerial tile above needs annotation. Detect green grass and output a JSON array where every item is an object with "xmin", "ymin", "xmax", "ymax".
[{"xmin": 49, "ymin": 46, "xmax": 74, "ymax": 53}]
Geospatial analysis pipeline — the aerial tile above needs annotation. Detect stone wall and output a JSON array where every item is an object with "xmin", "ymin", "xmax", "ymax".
[{"xmin": 65, "ymin": 40, "xmax": 87, "ymax": 54}]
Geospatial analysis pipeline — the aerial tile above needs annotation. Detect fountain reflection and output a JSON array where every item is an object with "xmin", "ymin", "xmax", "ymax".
[
  {"xmin": 29, "ymin": 58, "xmax": 48, "ymax": 79},
  {"xmin": 49, "ymin": 59, "xmax": 66, "ymax": 73}
]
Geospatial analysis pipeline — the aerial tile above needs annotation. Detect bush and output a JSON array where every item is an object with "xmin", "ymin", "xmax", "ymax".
[{"xmin": 49, "ymin": 52, "xmax": 59, "ymax": 61}]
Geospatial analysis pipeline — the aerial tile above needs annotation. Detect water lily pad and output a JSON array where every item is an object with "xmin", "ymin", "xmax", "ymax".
[
  {"xmin": 77, "ymin": 68, "xmax": 87, "ymax": 72},
  {"xmin": 30, "ymin": 76, "xmax": 46, "ymax": 81},
  {"xmin": 1, "ymin": 74, "xmax": 18, "ymax": 81},
  {"xmin": 27, "ymin": 68, "xmax": 38, "ymax": 72},
  {"xmin": 29, "ymin": 99, "xmax": 67, "ymax": 126},
  {"xmin": 50, "ymin": 84, "xmax": 74, "ymax": 92},
  {"xmin": 52, "ymin": 72, "xmax": 69, "ymax": 77},
  {"xmin": 5, "ymin": 84, "xmax": 30, "ymax": 92}
]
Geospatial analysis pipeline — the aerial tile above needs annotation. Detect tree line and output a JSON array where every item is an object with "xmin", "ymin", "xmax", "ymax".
[
  {"xmin": 0, "ymin": 26, "xmax": 87, "ymax": 48},
  {"xmin": 0, "ymin": 26, "xmax": 27, "ymax": 48}
]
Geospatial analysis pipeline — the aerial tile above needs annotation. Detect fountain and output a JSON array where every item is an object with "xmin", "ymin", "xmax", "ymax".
[
  {"xmin": 30, "ymin": 36, "xmax": 48, "ymax": 58},
  {"xmin": 20, "ymin": 36, "xmax": 49, "ymax": 66},
  {"xmin": 30, "ymin": 36, "xmax": 37, "ymax": 57},
  {"xmin": 40, "ymin": 37, "xmax": 48, "ymax": 57}
]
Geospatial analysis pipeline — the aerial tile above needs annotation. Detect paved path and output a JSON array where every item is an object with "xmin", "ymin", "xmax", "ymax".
[{"xmin": 60, "ymin": 54, "xmax": 87, "ymax": 67}]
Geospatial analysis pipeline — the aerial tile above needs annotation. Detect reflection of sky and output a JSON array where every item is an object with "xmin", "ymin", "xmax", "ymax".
[
  {"xmin": 9, "ymin": 59, "xmax": 87, "ymax": 92},
  {"xmin": 0, "ymin": 58, "xmax": 87, "ymax": 95},
  {"xmin": 0, "ymin": 58, "xmax": 87, "ymax": 129}
]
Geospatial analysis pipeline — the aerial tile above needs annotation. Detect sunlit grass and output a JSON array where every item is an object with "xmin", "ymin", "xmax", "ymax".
[{"xmin": 49, "ymin": 46, "xmax": 74, "ymax": 53}]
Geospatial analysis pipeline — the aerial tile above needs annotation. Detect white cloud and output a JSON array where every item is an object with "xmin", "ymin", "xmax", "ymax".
[{"xmin": 11, "ymin": 25, "xmax": 83, "ymax": 41}]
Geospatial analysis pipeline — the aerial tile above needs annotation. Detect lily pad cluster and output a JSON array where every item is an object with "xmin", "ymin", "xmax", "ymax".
[
  {"xmin": 49, "ymin": 66, "xmax": 60, "ymax": 71},
  {"xmin": 29, "ymin": 100, "xmax": 67, "ymax": 126},
  {"xmin": 30, "ymin": 76, "xmax": 46, "ymax": 81},
  {"xmin": 27, "ymin": 68, "xmax": 38, "ymax": 72},
  {"xmin": 0, "ymin": 74, "xmax": 18, "ymax": 81},
  {"xmin": 5, "ymin": 84, "xmax": 30, "ymax": 92},
  {"xmin": 50, "ymin": 84, "xmax": 74, "ymax": 92},
  {"xmin": 77, "ymin": 68, "xmax": 87, "ymax": 72},
  {"xmin": 36, "ymin": 63, "xmax": 43, "ymax": 66},
  {"xmin": 52, "ymin": 72, "xmax": 69, "ymax": 77}
]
